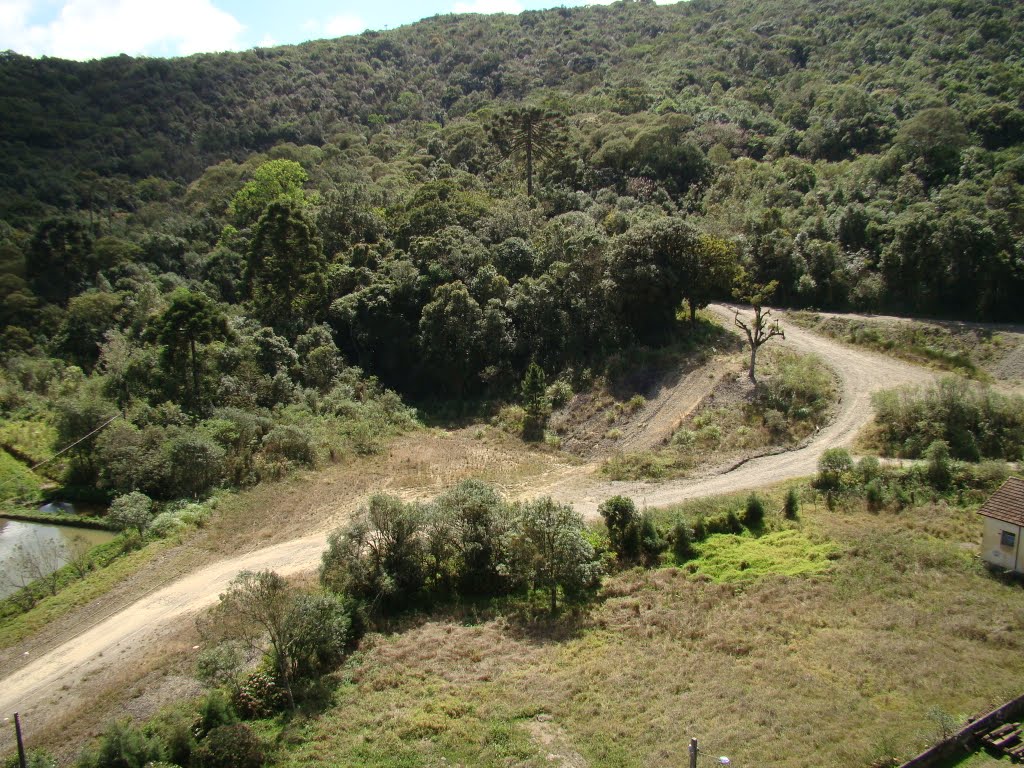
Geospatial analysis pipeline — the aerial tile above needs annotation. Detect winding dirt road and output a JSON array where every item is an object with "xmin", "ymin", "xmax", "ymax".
[
  {"xmin": 0, "ymin": 305, "xmax": 937, "ymax": 747},
  {"xmin": 538, "ymin": 304, "xmax": 937, "ymax": 515}
]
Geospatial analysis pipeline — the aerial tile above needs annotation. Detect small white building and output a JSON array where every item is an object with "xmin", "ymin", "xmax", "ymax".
[{"xmin": 978, "ymin": 477, "xmax": 1024, "ymax": 574}]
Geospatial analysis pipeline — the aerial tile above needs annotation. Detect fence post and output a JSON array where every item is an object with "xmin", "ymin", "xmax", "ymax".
[{"xmin": 14, "ymin": 712, "xmax": 27, "ymax": 768}]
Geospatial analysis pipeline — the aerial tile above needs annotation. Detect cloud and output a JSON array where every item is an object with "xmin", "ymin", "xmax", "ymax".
[
  {"xmin": 0, "ymin": 0, "xmax": 245, "ymax": 60},
  {"xmin": 324, "ymin": 14, "xmax": 364, "ymax": 37},
  {"xmin": 452, "ymin": 0, "xmax": 524, "ymax": 14},
  {"xmin": 0, "ymin": 1, "xmax": 32, "ymax": 31}
]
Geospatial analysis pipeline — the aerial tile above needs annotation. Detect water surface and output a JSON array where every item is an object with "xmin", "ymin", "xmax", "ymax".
[{"xmin": 0, "ymin": 518, "xmax": 116, "ymax": 599}]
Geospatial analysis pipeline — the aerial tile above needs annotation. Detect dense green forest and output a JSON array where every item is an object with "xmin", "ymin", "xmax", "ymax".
[{"xmin": 1, "ymin": 0, "xmax": 1022, "ymax": 505}]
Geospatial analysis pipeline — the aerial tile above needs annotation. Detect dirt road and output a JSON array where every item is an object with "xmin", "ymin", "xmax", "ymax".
[
  {"xmin": 536, "ymin": 304, "xmax": 937, "ymax": 515},
  {"xmin": 0, "ymin": 305, "xmax": 937, "ymax": 748}
]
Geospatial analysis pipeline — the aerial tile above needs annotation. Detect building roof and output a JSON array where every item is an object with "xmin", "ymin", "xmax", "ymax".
[{"xmin": 977, "ymin": 477, "xmax": 1024, "ymax": 527}]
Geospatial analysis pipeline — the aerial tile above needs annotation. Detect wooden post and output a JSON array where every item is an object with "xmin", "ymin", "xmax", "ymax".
[
  {"xmin": 14, "ymin": 712, "xmax": 27, "ymax": 768},
  {"xmin": 689, "ymin": 737, "xmax": 698, "ymax": 768}
]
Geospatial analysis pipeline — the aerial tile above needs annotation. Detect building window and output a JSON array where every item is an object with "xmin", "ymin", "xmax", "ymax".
[{"xmin": 1001, "ymin": 530, "xmax": 1017, "ymax": 548}]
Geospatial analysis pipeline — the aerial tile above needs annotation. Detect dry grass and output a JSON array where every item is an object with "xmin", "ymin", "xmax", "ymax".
[
  {"xmin": 787, "ymin": 311, "xmax": 1020, "ymax": 382},
  {"xmin": 602, "ymin": 347, "xmax": 836, "ymax": 481},
  {"xmin": 272, "ymin": 489, "xmax": 1024, "ymax": 768}
]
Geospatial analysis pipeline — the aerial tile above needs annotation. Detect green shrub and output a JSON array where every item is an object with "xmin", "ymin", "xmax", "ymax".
[
  {"xmin": 671, "ymin": 521, "xmax": 694, "ymax": 563},
  {"xmin": 599, "ymin": 495, "xmax": 640, "ymax": 562},
  {"xmin": 638, "ymin": 513, "xmax": 666, "ymax": 566},
  {"xmin": 107, "ymin": 491, "xmax": 154, "ymax": 532},
  {"xmin": 925, "ymin": 439, "xmax": 952, "ymax": 490},
  {"xmin": 434, "ymin": 479, "xmax": 517, "ymax": 596},
  {"xmin": 151, "ymin": 711, "xmax": 196, "ymax": 768},
  {"xmin": 261, "ymin": 425, "xmax": 316, "ymax": 466},
  {"xmin": 872, "ymin": 377, "xmax": 1024, "ymax": 460},
  {"xmin": 726, "ymin": 510, "xmax": 743, "ymax": 534},
  {"xmin": 972, "ymin": 460, "xmax": 1010, "ymax": 490},
  {"xmin": 147, "ymin": 511, "xmax": 187, "ymax": 538},
  {"xmin": 758, "ymin": 352, "xmax": 834, "ymax": 421},
  {"xmin": 161, "ymin": 431, "xmax": 225, "ymax": 498},
  {"xmin": 816, "ymin": 448, "xmax": 853, "ymax": 492},
  {"xmin": 625, "ymin": 394, "xmax": 646, "ymax": 413},
  {"xmin": 783, "ymin": 487, "xmax": 800, "ymax": 520},
  {"xmin": 743, "ymin": 493, "xmax": 765, "ymax": 529},
  {"xmin": 192, "ymin": 690, "xmax": 238, "ymax": 739},
  {"xmin": 79, "ymin": 719, "xmax": 163, "ymax": 768},
  {"xmin": 196, "ymin": 642, "xmax": 245, "ymax": 689},
  {"xmin": 4, "ymin": 750, "xmax": 57, "ymax": 768},
  {"xmin": 547, "ymin": 379, "xmax": 573, "ymax": 409},
  {"xmin": 320, "ymin": 494, "xmax": 427, "ymax": 607},
  {"xmin": 194, "ymin": 723, "xmax": 265, "ymax": 768},
  {"xmin": 865, "ymin": 479, "xmax": 886, "ymax": 512},
  {"xmin": 233, "ymin": 669, "xmax": 289, "ymax": 720},
  {"xmin": 283, "ymin": 592, "xmax": 358, "ymax": 681},
  {"xmin": 857, "ymin": 455, "xmax": 882, "ymax": 483},
  {"xmin": 492, "ymin": 404, "xmax": 526, "ymax": 434}
]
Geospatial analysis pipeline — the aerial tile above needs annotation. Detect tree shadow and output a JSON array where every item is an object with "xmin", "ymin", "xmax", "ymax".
[{"xmin": 363, "ymin": 590, "xmax": 603, "ymax": 646}]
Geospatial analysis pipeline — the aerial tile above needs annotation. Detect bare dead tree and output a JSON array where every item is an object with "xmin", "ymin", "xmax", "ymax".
[
  {"xmin": 2, "ymin": 534, "xmax": 67, "ymax": 602},
  {"xmin": 733, "ymin": 279, "xmax": 784, "ymax": 384},
  {"xmin": 64, "ymin": 534, "xmax": 95, "ymax": 579}
]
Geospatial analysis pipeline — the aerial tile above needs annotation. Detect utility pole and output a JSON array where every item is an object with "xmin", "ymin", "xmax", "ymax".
[
  {"xmin": 14, "ymin": 712, "xmax": 27, "ymax": 768},
  {"xmin": 689, "ymin": 737, "xmax": 698, "ymax": 768}
]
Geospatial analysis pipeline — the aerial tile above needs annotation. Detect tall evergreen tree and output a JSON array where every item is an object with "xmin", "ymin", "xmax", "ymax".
[
  {"xmin": 490, "ymin": 107, "xmax": 564, "ymax": 197},
  {"xmin": 150, "ymin": 288, "xmax": 230, "ymax": 410},
  {"xmin": 247, "ymin": 200, "xmax": 327, "ymax": 339}
]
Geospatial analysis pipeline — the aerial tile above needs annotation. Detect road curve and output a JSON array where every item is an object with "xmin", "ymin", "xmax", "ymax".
[
  {"xmin": 538, "ymin": 303, "xmax": 937, "ymax": 516},
  {"xmin": 0, "ymin": 305, "xmax": 937, "ymax": 742}
]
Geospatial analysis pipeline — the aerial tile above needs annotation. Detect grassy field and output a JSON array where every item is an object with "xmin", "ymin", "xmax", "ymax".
[
  {"xmin": 251, "ymin": 483, "xmax": 1024, "ymax": 768},
  {"xmin": 787, "ymin": 311, "xmax": 1010, "ymax": 381},
  {"xmin": 943, "ymin": 750, "xmax": 1015, "ymax": 767},
  {"xmin": 0, "ymin": 447, "xmax": 44, "ymax": 505},
  {"xmin": 0, "ymin": 419, "xmax": 56, "ymax": 466}
]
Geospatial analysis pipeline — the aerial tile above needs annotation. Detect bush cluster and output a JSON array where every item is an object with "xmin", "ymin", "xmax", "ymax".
[
  {"xmin": 813, "ymin": 446, "xmax": 1011, "ymax": 511},
  {"xmin": 321, "ymin": 480, "xmax": 602, "ymax": 614},
  {"xmin": 601, "ymin": 491, "xmax": 771, "ymax": 568},
  {"xmin": 872, "ymin": 378, "xmax": 1024, "ymax": 461},
  {"xmin": 76, "ymin": 701, "xmax": 266, "ymax": 768}
]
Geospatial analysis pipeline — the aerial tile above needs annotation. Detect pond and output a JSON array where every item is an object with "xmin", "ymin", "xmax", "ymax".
[{"xmin": 0, "ymin": 515, "xmax": 117, "ymax": 600}]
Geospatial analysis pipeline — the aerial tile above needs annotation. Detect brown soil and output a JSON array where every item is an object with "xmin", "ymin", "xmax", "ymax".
[{"xmin": 551, "ymin": 355, "xmax": 732, "ymax": 458}]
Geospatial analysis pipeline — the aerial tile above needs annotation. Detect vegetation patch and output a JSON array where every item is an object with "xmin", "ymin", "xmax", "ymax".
[
  {"xmin": 870, "ymin": 377, "xmax": 1024, "ymax": 460},
  {"xmin": 602, "ymin": 348, "xmax": 836, "ymax": 480},
  {"xmin": 688, "ymin": 530, "xmax": 840, "ymax": 583},
  {"xmin": 0, "ymin": 508, "xmax": 111, "ymax": 529},
  {"xmin": 0, "ymin": 419, "xmax": 57, "ymax": 470},
  {"xmin": 0, "ymin": 447, "xmax": 44, "ymax": 504},
  {"xmin": 789, "ymin": 313, "xmax": 1009, "ymax": 380}
]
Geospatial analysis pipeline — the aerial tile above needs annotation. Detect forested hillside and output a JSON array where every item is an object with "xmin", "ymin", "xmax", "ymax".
[{"xmin": 0, "ymin": 0, "xmax": 1022, "ymax": 505}]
